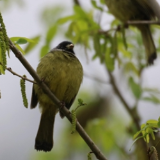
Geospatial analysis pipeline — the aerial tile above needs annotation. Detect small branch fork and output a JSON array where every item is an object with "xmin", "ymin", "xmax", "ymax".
[{"xmin": 0, "ymin": 62, "xmax": 36, "ymax": 83}]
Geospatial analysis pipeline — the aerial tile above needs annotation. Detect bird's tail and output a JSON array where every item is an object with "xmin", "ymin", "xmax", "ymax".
[
  {"xmin": 138, "ymin": 25, "xmax": 156, "ymax": 65},
  {"xmin": 35, "ymin": 106, "xmax": 56, "ymax": 152}
]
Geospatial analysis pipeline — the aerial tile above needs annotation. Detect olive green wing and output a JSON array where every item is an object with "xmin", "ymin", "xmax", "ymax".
[
  {"xmin": 30, "ymin": 85, "xmax": 38, "ymax": 109},
  {"xmin": 59, "ymin": 94, "xmax": 77, "ymax": 118},
  {"xmin": 135, "ymin": 0, "xmax": 155, "ymax": 19}
]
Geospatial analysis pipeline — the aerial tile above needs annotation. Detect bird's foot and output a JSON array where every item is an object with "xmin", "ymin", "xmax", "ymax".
[{"xmin": 59, "ymin": 101, "xmax": 66, "ymax": 118}]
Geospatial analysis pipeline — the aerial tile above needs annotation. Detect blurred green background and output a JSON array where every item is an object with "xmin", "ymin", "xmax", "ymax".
[{"xmin": 1, "ymin": 0, "xmax": 160, "ymax": 160}]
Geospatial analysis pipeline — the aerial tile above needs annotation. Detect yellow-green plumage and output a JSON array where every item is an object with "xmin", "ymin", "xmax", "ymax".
[
  {"xmin": 30, "ymin": 41, "xmax": 83, "ymax": 152},
  {"xmin": 105, "ymin": 0, "xmax": 157, "ymax": 64}
]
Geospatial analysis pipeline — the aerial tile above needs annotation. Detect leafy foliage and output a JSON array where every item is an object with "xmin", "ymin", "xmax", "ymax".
[
  {"xmin": 10, "ymin": 36, "xmax": 40, "ymax": 55},
  {"xmin": 134, "ymin": 119, "xmax": 160, "ymax": 143}
]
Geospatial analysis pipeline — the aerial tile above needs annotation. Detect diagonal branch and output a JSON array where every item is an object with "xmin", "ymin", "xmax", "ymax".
[
  {"xmin": 106, "ymin": 70, "xmax": 148, "ymax": 158},
  {"xmin": 126, "ymin": 20, "xmax": 160, "ymax": 25},
  {"xmin": 107, "ymin": 70, "xmax": 140, "ymax": 130},
  {"xmin": 8, "ymin": 39, "xmax": 107, "ymax": 160}
]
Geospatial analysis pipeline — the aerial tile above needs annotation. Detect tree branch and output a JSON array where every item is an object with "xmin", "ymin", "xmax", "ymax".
[
  {"xmin": 107, "ymin": 70, "xmax": 141, "ymax": 130},
  {"xmin": 0, "ymin": 62, "xmax": 36, "ymax": 84},
  {"xmin": 106, "ymin": 70, "xmax": 149, "ymax": 159},
  {"xmin": 8, "ymin": 39, "xmax": 107, "ymax": 160},
  {"xmin": 126, "ymin": 20, "xmax": 160, "ymax": 25},
  {"xmin": 99, "ymin": 20, "xmax": 160, "ymax": 37}
]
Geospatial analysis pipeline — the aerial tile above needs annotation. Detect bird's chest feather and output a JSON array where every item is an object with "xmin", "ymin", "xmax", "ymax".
[{"xmin": 35, "ymin": 52, "xmax": 82, "ymax": 103}]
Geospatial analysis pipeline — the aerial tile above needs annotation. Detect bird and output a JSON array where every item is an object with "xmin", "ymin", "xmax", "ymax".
[
  {"xmin": 105, "ymin": 0, "xmax": 157, "ymax": 64},
  {"xmin": 30, "ymin": 41, "xmax": 83, "ymax": 152}
]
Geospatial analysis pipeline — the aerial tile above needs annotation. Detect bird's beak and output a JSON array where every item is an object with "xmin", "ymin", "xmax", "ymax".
[{"xmin": 67, "ymin": 44, "xmax": 74, "ymax": 49}]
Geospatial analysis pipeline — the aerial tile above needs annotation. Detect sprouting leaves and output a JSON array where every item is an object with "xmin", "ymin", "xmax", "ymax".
[
  {"xmin": 58, "ymin": 5, "xmax": 99, "ymax": 47},
  {"xmin": 10, "ymin": 36, "xmax": 39, "ymax": 55},
  {"xmin": 24, "ymin": 35, "xmax": 41, "ymax": 54},
  {"xmin": 133, "ymin": 119, "xmax": 159, "ymax": 144},
  {"xmin": 71, "ymin": 99, "xmax": 86, "ymax": 134},
  {"xmin": 91, "ymin": 0, "xmax": 103, "ymax": 11},
  {"xmin": 87, "ymin": 152, "xmax": 93, "ymax": 160},
  {"xmin": 10, "ymin": 37, "xmax": 35, "ymax": 44}
]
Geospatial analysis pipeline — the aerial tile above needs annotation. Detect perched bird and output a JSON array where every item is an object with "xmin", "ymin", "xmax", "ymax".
[
  {"xmin": 105, "ymin": 0, "xmax": 157, "ymax": 64},
  {"xmin": 30, "ymin": 41, "xmax": 83, "ymax": 152}
]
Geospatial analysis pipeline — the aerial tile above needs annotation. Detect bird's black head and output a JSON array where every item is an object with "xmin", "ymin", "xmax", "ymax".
[{"xmin": 55, "ymin": 41, "xmax": 75, "ymax": 54}]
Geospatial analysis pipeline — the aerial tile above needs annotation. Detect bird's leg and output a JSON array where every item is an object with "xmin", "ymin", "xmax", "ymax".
[
  {"xmin": 59, "ymin": 101, "xmax": 66, "ymax": 118},
  {"xmin": 41, "ymin": 77, "xmax": 46, "ymax": 83}
]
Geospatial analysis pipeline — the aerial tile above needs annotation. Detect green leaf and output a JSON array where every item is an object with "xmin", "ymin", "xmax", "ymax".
[
  {"xmin": 91, "ymin": 0, "xmax": 103, "ymax": 11},
  {"xmin": 104, "ymin": 35, "xmax": 115, "ymax": 71},
  {"xmin": 142, "ymin": 94, "xmax": 160, "ymax": 104},
  {"xmin": 123, "ymin": 62, "xmax": 139, "ymax": 76},
  {"xmin": 46, "ymin": 25, "xmax": 57, "ymax": 44},
  {"xmin": 24, "ymin": 35, "xmax": 41, "ymax": 54},
  {"xmin": 133, "ymin": 130, "xmax": 142, "ymax": 139},
  {"xmin": 146, "ymin": 119, "xmax": 158, "ymax": 128},
  {"xmin": 100, "ymin": 0, "xmax": 105, "ymax": 4},
  {"xmin": 141, "ymin": 123, "xmax": 146, "ymax": 141},
  {"xmin": 57, "ymin": 15, "xmax": 77, "ymax": 24},
  {"xmin": 129, "ymin": 77, "xmax": 142, "ymax": 99},
  {"xmin": 120, "ymin": 26, "xmax": 128, "ymax": 50},
  {"xmin": 112, "ymin": 32, "xmax": 118, "ymax": 57},
  {"xmin": 92, "ymin": 34, "xmax": 101, "ymax": 60},
  {"xmin": 16, "ymin": 38, "xmax": 28, "ymax": 44},
  {"xmin": 15, "ymin": 44, "xmax": 25, "ymax": 55},
  {"xmin": 10, "ymin": 37, "xmax": 34, "ymax": 44},
  {"xmin": 146, "ymin": 119, "xmax": 158, "ymax": 125},
  {"xmin": 158, "ymin": 117, "xmax": 160, "ymax": 128},
  {"xmin": 40, "ymin": 45, "xmax": 49, "ymax": 58},
  {"xmin": 105, "ymin": 49, "xmax": 115, "ymax": 71},
  {"xmin": 78, "ymin": 98, "xmax": 83, "ymax": 105},
  {"xmin": 73, "ymin": 6, "xmax": 87, "ymax": 19}
]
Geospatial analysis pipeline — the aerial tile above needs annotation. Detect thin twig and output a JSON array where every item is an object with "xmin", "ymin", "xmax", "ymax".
[
  {"xmin": 8, "ymin": 39, "xmax": 107, "ymax": 160},
  {"xmin": 0, "ymin": 62, "xmax": 36, "ymax": 83},
  {"xmin": 99, "ymin": 20, "xmax": 160, "ymax": 36},
  {"xmin": 127, "ymin": 20, "xmax": 160, "ymax": 25}
]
